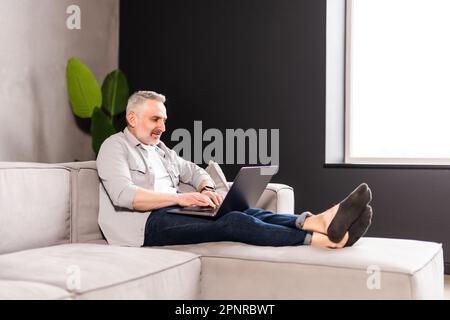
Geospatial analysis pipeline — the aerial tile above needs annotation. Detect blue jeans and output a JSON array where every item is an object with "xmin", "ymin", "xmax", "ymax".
[{"xmin": 143, "ymin": 206, "xmax": 313, "ymax": 247}]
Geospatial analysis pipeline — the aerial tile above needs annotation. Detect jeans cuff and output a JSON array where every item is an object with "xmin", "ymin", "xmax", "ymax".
[
  {"xmin": 303, "ymin": 232, "xmax": 313, "ymax": 245},
  {"xmin": 296, "ymin": 211, "xmax": 313, "ymax": 230}
]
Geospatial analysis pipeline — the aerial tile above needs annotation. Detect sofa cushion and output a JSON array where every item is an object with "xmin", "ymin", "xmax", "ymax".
[
  {"xmin": 0, "ymin": 163, "xmax": 71, "ymax": 254},
  {"xmin": 0, "ymin": 280, "xmax": 71, "ymax": 300},
  {"xmin": 205, "ymin": 160, "xmax": 230, "ymax": 196},
  {"xmin": 59, "ymin": 161, "xmax": 105, "ymax": 244},
  {"xmin": 0, "ymin": 243, "xmax": 201, "ymax": 299},
  {"xmin": 162, "ymin": 237, "xmax": 444, "ymax": 299}
]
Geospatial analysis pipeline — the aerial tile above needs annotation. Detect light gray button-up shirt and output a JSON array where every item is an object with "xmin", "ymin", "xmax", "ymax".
[{"xmin": 96, "ymin": 127, "xmax": 215, "ymax": 247}]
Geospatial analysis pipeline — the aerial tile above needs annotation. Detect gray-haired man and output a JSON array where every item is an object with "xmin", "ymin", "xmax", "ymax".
[{"xmin": 96, "ymin": 91, "xmax": 373, "ymax": 249}]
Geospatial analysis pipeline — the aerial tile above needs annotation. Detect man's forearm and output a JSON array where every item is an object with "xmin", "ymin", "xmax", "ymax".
[{"xmin": 132, "ymin": 188, "xmax": 179, "ymax": 211}]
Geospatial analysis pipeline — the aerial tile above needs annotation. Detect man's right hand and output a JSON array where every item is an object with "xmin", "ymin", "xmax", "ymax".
[{"xmin": 176, "ymin": 192, "xmax": 216, "ymax": 208}]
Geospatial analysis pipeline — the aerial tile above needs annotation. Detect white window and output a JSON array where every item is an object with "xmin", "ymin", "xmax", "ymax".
[{"xmin": 346, "ymin": 0, "xmax": 450, "ymax": 165}]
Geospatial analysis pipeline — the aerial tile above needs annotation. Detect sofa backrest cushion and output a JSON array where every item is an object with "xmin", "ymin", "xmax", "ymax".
[
  {"xmin": 60, "ymin": 161, "xmax": 105, "ymax": 244},
  {"xmin": 0, "ymin": 163, "xmax": 71, "ymax": 254}
]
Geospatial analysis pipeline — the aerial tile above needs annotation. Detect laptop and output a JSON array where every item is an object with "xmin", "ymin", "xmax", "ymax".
[{"xmin": 167, "ymin": 165, "xmax": 278, "ymax": 218}]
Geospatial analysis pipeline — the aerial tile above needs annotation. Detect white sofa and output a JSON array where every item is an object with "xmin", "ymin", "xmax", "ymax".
[{"xmin": 0, "ymin": 161, "xmax": 444, "ymax": 299}]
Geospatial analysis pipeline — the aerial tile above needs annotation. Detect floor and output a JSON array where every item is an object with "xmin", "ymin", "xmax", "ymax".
[{"xmin": 445, "ymin": 275, "xmax": 450, "ymax": 300}]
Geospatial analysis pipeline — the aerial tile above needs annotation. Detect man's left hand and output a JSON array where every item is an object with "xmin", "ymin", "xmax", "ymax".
[{"xmin": 200, "ymin": 190, "xmax": 224, "ymax": 207}]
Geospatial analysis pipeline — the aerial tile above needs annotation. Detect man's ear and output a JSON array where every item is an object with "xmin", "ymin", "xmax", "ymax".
[{"xmin": 126, "ymin": 112, "xmax": 136, "ymax": 127}]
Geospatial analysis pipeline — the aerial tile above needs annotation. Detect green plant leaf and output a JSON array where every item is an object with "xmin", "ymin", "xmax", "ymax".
[
  {"xmin": 102, "ymin": 69, "xmax": 129, "ymax": 116},
  {"xmin": 91, "ymin": 107, "xmax": 116, "ymax": 155},
  {"xmin": 66, "ymin": 57, "xmax": 102, "ymax": 118}
]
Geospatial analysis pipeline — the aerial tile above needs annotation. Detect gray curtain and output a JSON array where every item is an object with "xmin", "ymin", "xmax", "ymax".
[{"xmin": 0, "ymin": 0, "xmax": 119, "ymax": 162}]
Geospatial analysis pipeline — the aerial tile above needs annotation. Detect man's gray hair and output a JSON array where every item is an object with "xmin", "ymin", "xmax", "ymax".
[{"xmin": 126, "ymin": 91, "xmax": 166, "ymax": 116}]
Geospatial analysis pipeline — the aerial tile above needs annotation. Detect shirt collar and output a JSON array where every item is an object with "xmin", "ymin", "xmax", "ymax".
[{"xmin": 123, "ymin": 127, "xmax": 142, "ymax": 147}]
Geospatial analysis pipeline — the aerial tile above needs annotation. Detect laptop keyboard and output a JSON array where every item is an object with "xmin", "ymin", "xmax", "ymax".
[{"xmin": 182, "ymin": 205, "xmax": 217, "ymax": 213}]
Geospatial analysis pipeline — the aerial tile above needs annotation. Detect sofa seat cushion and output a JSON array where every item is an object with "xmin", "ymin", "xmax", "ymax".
[
  {"xmin": 162, "ymin": 237, "xmax": 444, "ymax": 299},
  {"xmin": 0, "ymin": 280, "xmax": 71, "ymax": 300},
  {"xmin": 0, "ymin": 244, "xmax": 201, "ymax": 299}
]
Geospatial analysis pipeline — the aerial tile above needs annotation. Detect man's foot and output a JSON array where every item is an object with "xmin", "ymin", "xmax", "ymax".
[
  {"xmin": 326, "ymin": 183, "xmax": 372, "ymax": 243},
  {"xmin": 344, "ymin": 205, "xmax": 373, "ymax": 247},
  {"xmin": 311, "ymin": 231, "xmax": 349, "ymax": 249}
]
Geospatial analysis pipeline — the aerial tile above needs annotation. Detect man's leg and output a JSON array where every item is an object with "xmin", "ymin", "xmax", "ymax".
[
  {"xmin": 244, "ymin": 207, "xmax": 342, "ymax": 234},
  {"xmin": 243, "ymin": 207, "xmax": 349, "ymax": 248},
  {"xmin": 244, "ymin": 183, "xmax": 371, "ymax": 234},
  {"xmin": 243, "ymin": 206, "xmax": 341, "ymax": 235},
  {"xmin": 144, "ymin": 207, "xmax": 312, "ymax": 247},
  {"xmin": 144, "ymin": 184, "xmax": 371, "ymax": 249},
  {"xmin": 243, "ymin": 207, "xmax": 311, "ymax": 230},
  {"xmin": 244, "ymin": 183, "xmax": 372, "ymax": 248}
]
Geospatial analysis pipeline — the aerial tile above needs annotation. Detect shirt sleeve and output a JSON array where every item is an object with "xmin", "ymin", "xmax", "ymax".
[
  {"xmin": 170, "ymin": 149, "xmax": 215, "ymax": 190},
  {"xmin": 96, "ymin": 138, "xmax": 138, "ymax": 209}
]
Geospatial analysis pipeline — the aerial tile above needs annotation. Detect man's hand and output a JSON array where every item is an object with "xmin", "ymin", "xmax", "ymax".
[
  {"xmin": 200, "ymin": 190, "xmax": 224, "ymax": 207},
  {"xmin": 176, "ymin": 192, "xmax": 216, "ymax": 208}
]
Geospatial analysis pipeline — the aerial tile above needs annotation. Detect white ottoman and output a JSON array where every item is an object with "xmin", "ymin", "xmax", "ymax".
[{"xmin": 163, "ymin": 237, "xmax": 444, "ymax": 299}]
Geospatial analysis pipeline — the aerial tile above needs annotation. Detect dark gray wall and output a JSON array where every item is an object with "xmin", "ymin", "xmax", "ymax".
[{"xmin": 119, "ymin": 0, "xmax": 450, "ymax": 272}]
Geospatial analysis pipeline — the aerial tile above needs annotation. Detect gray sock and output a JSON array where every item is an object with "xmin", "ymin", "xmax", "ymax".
[
  {"xmin": 327, "ymin": 183, "xmax": 372, "ymax": 243},
  {"xmin": 344, "ymin": 205, "xmax": 373, "ymax": 247}
]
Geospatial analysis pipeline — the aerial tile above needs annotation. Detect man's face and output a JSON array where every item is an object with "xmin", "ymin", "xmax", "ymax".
[{"xmin": 127, "ymin": 99, "xmax": 167, "ymax": 145}]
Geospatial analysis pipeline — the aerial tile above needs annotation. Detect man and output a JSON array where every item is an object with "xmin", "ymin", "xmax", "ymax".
[{"xmin": 97, "ymin": 91, "xmax": 373, "ymax": 249}]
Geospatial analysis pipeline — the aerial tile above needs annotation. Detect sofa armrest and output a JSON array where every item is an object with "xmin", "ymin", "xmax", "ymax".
[{"xmin": 227, "ymin": 182, "xmax": 294, "ymax": 213}]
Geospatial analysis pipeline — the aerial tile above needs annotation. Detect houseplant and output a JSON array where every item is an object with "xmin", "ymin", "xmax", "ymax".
[{"xmin": 66, "ymin": 57, "xmax": 129, "ymax": 155}]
